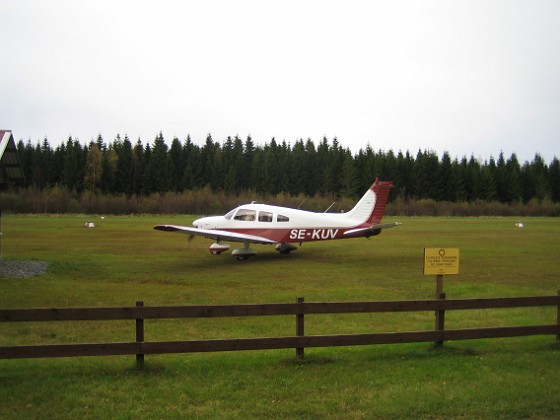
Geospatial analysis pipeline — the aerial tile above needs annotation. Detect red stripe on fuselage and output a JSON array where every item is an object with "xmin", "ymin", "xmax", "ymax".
[{"xmin": 218, "ymin": 227, "xmax": 367, "ymax": 243}]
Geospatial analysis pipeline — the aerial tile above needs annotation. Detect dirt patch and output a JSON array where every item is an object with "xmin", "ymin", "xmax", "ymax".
[{"xmin": 0, "ymin": 260, "xmax": 49, "ymax": 278}]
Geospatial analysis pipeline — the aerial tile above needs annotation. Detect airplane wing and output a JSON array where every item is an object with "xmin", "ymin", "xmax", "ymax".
[
  {"xmin": 343, "ymin": 222, "xmax": 402, "ymax": 237},
  {"xmin": 154, "ymin": 225, "xmax": 278, "ymax": 245}
]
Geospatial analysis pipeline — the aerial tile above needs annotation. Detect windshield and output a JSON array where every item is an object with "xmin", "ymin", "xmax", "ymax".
[{"xmin": 224, "ymin": 209, "xmax": 236, "ymax": 220}]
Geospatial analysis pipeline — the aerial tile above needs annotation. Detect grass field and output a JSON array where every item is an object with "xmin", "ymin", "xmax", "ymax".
[{"xmin": 1, "ymin": 215, "xmax": 559, "ymax": 418}]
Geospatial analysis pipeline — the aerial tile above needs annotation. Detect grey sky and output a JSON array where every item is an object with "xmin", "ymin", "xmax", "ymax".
[{"xmin": 1, "ymin": 0, "xmax": 559, "ymax": 163}]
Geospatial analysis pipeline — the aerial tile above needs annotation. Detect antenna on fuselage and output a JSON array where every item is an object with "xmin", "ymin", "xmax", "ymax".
[{"xmin": 323, "ymin": 201, "xmax": 337, "ymax": 213}]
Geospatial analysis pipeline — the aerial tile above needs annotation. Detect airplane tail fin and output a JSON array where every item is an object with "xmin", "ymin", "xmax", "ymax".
[{"xmin": 344, "ymin": 178, "xmax": 393, "ymax": 225}]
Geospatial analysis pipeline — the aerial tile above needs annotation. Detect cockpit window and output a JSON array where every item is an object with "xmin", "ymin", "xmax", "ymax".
[
  {"xmin": 277, "ymin": 214, "xmax": 289, "ymax": 222},
  {"xmin": 224, "ymin": 209, "xmax": 236, "ymax": 220},
  {"xmin": 234, "ymin": 208, "xmax": 256, "ymax": 221},
  {"xmin": 258, "ymin": 211, "xmax": 273, "ymax": 222}
]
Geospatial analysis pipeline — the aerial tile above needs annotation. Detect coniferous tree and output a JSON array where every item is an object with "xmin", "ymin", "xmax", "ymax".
[
  {"xmin": 200, "ymin": 134, "xmax": 218, "ymax": 188},
  {"xmin": 505, "ymin": 153, "xmax": 523, "ymax": 202},
  {"xmin": 495, "ymin": 152, "xmax": 509, "ymax": 202},
  {"xmin": 95, "ymin": 133, "xmax": 106, "ymax": 152},
  {"xmin": 522, "ymin": 153, "xmax": 549, "ymax": 202},
  {"xmin": 101, "ymin": 146, "xmax": 118, "ymax": 194},
  {"xmin": 167, "ymin": 137, "xmax": 184, "ymax": 191},
  {"xmin": 37, "ymin": 138, "xmax": 55, "ymax": 188},
  {"xmin": 304, "ymin": 139, "xmax": 318, "ymax": 196},
  {"xmin": 454, "ymin": 157, "xmax": 466, "ymax": 201},
  {"xmin": 289, "ymin": 139, "xmax": 307, "ymax": 195},
  {"xmin": 395, "ymin": 150, "xmax": 414, "ymax": 201},
  {"xmin": 466, "ymin": 156, "xmax": 481, "ymax": 201},
  {"xmin": 262, "ymin": 138, "xmax": 280, "ymax": 195},
  {"xmin": 339, "ymin": 150, "xmax": 359, "ymax": 199},
  {"xmin": 479, "ymin": 161, "xmax": 497, "ymax": 201},
  {"xmin": 328, "ymin": 138, "xmax": 345, "ymax": 195},
  {"xmin": 223, "ymin": 136, "xmax": 244, "ymax": 194},
  {"xmin": 141, "ymin": 143, "xmax": 153, "ymax": 195},
  {"xmin": 230, "ymin": 136, "xmax": 245, "ymax": 194},
  {"xmin": 131, "ymin": 139, "xmax": 145, "ymax": 195},
  {"xmin": 316, "ymin": 137, "xmax": 332, "ymax": 195},
  {"xmin": 62, "ymin": 137, "xmax": 84, "ymax": 192},
  {"xmin": 413, "ymin": 150, "xmax": 436, "ymax": 199},
  {"xmin": 17, "ymin": 140, "xmax": 34, "ymax": 186},
  {"xmin": 383, "ymin": 149, "xmax": 399, "ymax": 187},
  {"xmin": 439, "ymin": 152, "xmax": 455, "ymax": 201},
  {"xmin": 357, "ymin": 145, "xmax": 377, "ymax": 193},
  {"xmin": 83, "ymin": 142, "xmax": 103, "ymax": 192},
  {"xmin": 50, "ymin": 140, "xmax": 65, "ymax": 187},
  {"xmin": 210, "ymin": 142, "xmax": 224, "ymax": 192},
  {"xmin": 242, "ymin": 135, "xmax": 255, "ymax": 191},
  {"xmin": 113, "ymin": 135, "xmax": 134, "ymax": 195},
  {"xmin": 251, "ymin": 147, "xmax": 265, "ymax": 194},
  {"xmin": 8, "ymin": 131, "xmax": 560, "ymax": 211},
  {"xmin": 145, "ymin": 132, "xmax": 171, "ymax": 193},
  {"xmin": 277, "ymin": 140, "xmax": 291, "ymax": 194},
  {"xmin": 548, "ymin": 157, "xmax": 560, "ymax": 202},
  {"xmin": 182, "ymin": 136, "xmax": 200, "ymax": 190}
]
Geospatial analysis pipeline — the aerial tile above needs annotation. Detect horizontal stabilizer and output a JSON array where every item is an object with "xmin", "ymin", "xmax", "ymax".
[{"xmin": 343, "ymin": 221, "xmax": 402, "ymax": 236}]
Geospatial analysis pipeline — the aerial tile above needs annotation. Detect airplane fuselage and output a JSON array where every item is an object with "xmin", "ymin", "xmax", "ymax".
[
  {"xmin": 193, "ymin": 203, "xmax": 369, "ymax": 243},
  {"xmin": 155, "ymin": 178, "xmax": 399, "ymax": 258}
]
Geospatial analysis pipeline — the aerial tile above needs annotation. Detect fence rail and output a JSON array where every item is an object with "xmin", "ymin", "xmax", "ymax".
[{"xmin": 1, "ymin": 294, "xmax": 559, "ymax": 364}]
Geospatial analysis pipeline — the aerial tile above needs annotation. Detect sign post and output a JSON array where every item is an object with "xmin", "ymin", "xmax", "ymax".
[{"xmin": 424, "ymin": 248, "xmax": 460, "ymax": 347}]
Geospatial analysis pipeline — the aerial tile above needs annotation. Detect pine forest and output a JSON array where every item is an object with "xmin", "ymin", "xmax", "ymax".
[{"xmin": 4, "ymin": 132, "xmax": 560, "ymax": 216}]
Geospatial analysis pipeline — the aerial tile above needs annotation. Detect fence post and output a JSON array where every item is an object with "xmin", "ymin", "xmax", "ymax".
[
  {"xmin": 434, "ymin": 291, "xmax": 446, "ymax": 348},
  {"xmin": 136, "ymin": 301, "xmax": 145, "ymax": 368},
  {"xmin": 296, "ymin": 297, "xmax": 304, "ymax": 359},
  {"xmin": 435, "ymin": 274, "xmax": 444, "ymax": 296},
  {"xmin": 557, "ymin": 290, "xmax": 559, "ymax": 342}
]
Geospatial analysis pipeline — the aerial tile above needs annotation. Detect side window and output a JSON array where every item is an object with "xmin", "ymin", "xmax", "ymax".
[
  {"xmin": 234, "ymin": 209, "xmax": 256, "ymax": 221},
  {"xmin": 277, "ymin": 214, "xmax": 289, "ymax": 222},
  {"xmin": 258, "ymin": 211, "xmax": 273, "ymax": 222}
]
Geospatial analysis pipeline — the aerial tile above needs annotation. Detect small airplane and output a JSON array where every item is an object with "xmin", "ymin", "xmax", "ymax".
[{"xmin": 154, "ymin": 178, "xmax": 400, "ymax": 260}]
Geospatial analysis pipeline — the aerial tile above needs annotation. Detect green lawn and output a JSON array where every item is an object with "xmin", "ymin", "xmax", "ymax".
[{"xmin": 1, "ymin": 215, "xmax": 559, "ymax": 418}]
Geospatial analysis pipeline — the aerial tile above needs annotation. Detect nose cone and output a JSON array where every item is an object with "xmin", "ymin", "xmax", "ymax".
[{"xmin": 193, "ymin": 216, "xmax": 218, "ymax": 229}]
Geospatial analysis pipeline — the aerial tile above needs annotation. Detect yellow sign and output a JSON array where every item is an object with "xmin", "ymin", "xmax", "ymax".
[{"xmin": 423, "ymin": 248, "xmax": 460, "ymax": 275}]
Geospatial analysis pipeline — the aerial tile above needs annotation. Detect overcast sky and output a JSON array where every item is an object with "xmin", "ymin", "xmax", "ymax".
[{"xmin": 1, "ymin": 1, "xmax": 559, "ymax": 164}]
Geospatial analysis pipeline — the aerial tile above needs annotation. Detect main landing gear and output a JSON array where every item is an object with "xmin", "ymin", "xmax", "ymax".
[
  {"xmin": 231, "ymin": 243, "xmax": 257, "ymax": 260},
  {"xmin": 275, "ymin": 243, "xmax": 298, "ymax": 254},
  {"xmin": 209, "ymin": 241, "xmax": 256, "ymax": 260},
  {"xmin": 209, "ymin": 242, "xmax": 298, "ymax": 260}
]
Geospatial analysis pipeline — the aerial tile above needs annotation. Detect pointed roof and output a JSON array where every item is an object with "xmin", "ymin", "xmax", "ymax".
[{"xmin": 0, "ymin": 130, "xmax": 25, "ymax": 186}]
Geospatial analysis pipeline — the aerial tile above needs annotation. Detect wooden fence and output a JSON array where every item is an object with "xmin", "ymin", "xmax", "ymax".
[{"xmin": 1, "ymin": 293, "xmax": 559, "ymax": 366}]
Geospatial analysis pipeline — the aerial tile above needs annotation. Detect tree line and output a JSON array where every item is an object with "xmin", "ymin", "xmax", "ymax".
[{"xmin": 5, "ymin": 132, "xmax": 560, "ymax": 215}]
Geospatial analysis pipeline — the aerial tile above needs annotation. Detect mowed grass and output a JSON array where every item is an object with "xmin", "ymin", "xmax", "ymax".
[{"xmin": 1, "ymin": 215, "xmax": 559, "ymax": 418}]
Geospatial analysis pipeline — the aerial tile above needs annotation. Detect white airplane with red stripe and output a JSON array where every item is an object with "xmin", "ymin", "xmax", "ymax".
[{"xmin": 154, "ymin": 178, "xmax": 400, "ymax": 260}]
